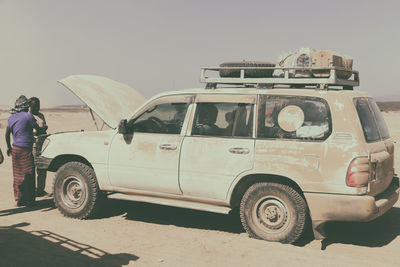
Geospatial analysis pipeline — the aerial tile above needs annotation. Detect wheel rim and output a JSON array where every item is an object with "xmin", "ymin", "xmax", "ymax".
[
  {"xmin": 253, "ymin": 196, "xmax": 290, "ymax": 234},
  {"xmin": 61, "ymin": 176, "xmax": 86, "ymax": 209}
]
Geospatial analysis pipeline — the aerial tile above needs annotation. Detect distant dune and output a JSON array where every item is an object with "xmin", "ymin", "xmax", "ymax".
[
  {"xmin": 0, "ymin": 105, "xmax": 88, "ymax": 113},
  {"xmin": 41, "ymin": 105, "xmax": 88, "ymax": 113},
  {"xmin": 377, "ymin": 102, "xmax": 400, "ymax": 112}
]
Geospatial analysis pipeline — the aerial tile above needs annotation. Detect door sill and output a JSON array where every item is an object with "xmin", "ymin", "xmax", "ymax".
[{"xmin": 107, "ymin": 192, "xmax": 231, "ymax": 214}]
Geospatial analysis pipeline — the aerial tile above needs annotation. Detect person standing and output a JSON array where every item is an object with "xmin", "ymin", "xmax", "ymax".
[
  {"xmin": 29, "ymin": 97, "xmax": 49, "ymax": 197},
  {"xmin": 5, "ymin": 95, "xmax": 42, "ymax": 207}
]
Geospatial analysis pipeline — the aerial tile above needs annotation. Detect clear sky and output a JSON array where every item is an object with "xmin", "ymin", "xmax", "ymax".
[{"xmin": 1, "ymin": 0, "xmax": 399, "ymax": 107}]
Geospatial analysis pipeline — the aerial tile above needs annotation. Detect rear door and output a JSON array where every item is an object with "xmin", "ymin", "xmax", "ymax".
[
  {"xmin": 354, "ymin": 98, "xmax": 394, "ymax": 196},
  {"xmin": 179, "ymin": 94, "xmax": 256, "ymax": 200}
]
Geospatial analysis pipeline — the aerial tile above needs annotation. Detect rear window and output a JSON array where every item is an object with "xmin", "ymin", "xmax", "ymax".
[
  {"xmin": 368, "ymin": 99, "xmax": 390, "ymax": 139},
  {"xmin": 258, "ymin": 95, "xmax": 331, "ymax": 141},
  {"xmin": 354, "ymin": 98, "xmax": 390, "ymax": 142}
]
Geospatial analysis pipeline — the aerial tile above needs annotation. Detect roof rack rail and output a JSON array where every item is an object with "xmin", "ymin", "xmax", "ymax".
[{"xmin": 200, "ymin": 66, "xmax": 359, "ymax": 90}]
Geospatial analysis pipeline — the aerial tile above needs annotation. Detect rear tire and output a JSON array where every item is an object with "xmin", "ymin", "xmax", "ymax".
[
  {"xmin": 240, "ymin": 182, "xmax": 306, "ymax": 244},
  {"xmin": 53, "ymin": 162, "xmax": 104, "ymax": 219},
  {"xmin": 219, "ymin": 61, "xmax": 275, "ymax": 78}
]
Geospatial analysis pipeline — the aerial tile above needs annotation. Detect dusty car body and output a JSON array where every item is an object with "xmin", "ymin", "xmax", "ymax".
[{"xmin": 37, "ymin": 69, "xmax": 399, "ymax": 244}]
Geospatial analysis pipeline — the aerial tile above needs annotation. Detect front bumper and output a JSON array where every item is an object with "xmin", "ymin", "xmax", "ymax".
[
  {"xmin": 305, "ymin": 177, "xmax": 400, "ymax": 222},
  {"xmin": 35, "ymin": 156, "xmax": 52, "ymax": 170}
]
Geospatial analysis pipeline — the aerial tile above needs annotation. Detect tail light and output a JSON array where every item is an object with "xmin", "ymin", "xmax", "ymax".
[{"xmin": 346, "ymin": 157, "xmax": 370, "ymax": 187}]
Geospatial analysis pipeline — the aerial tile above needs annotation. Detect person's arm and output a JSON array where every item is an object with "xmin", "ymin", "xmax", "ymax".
[
  {"xmin": 29, "ymin": 114, "xmax": 44, "ymax": 134},
  {"xmin": 33, "ymin": 114, "xmax": 48, "ymax": 135},
  {"xmin": 35, "ymin": 124, "xmax": 48, "ymax": 135},
  {"xmin": 5, "ymin": 126, "xmax": 12, "ymax": 156},
  {"xmin": 33, "ymin": 124, "xmax": 47, "ymax": 136},
  {"xmin": 40, "ymin": 112, "xmax": 47, "ymax": 127},
  {"xmin": 37, "ymin": 112, "xmax": 48, "ymax": 135},
  {"xmin": 42, "ymin": 114, "xmax": 48, "ymax": 134}
]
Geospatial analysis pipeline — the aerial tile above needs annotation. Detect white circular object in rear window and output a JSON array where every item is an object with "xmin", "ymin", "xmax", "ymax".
[{"xmin": 277, "ymin": 105, "xmax": 304, "ymax": 132}]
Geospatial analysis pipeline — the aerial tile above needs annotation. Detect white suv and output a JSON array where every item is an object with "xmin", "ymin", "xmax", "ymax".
[{"xmin": 37, "ymin": 69, "xmax": 399, "ymax": 244}]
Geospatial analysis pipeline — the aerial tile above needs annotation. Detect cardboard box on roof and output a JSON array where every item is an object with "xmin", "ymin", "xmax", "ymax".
[{"xmin": 311, "ymin": 50, "xmax": 353, "ymax": 79}]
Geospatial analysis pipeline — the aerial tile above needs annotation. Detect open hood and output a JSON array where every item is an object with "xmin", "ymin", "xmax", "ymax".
[{"xmin": 58, "ymin": 75, "xmax": 146, "ymax": 129}]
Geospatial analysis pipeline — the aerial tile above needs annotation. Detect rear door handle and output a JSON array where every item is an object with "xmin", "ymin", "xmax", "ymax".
[
  {"xmin": 159, "ymin": 144, "xmax": 177, "ymax": 150},
  {"xmin": 229, "ymin": 147, "xmax": 250, "ymax": 154}
]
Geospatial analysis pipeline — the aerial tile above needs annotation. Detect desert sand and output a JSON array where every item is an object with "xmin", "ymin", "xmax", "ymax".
[{"xmin": 0, "ymin": 109, "xmax": 400, "ymax": 266}]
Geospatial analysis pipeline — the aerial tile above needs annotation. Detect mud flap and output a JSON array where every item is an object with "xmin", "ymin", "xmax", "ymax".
[{"xmin": 312, "ymin": 220, "xmax": 327, "ymax": 240}]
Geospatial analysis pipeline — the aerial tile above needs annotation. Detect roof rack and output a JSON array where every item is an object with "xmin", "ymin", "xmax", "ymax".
[{"xmin": 200, "ymin": 66, "xmax": 360, "ymax": 90}]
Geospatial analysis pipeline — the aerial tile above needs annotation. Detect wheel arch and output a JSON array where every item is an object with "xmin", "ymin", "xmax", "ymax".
[
  {"xmin": 229, "ymin": 173, "xmax": 305, "ymax": 209},
  {"xmin": 48, "ymin": 154, "xmax": 93, "ymax": 172}
]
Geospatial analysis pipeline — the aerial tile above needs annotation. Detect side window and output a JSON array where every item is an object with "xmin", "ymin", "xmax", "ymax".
[
  {"xmin": 132, "ymin": 102, "xmax": 189, "ymax": 134},
  {"xmin": 192, "ymin": 103, "xmax": 254, "ymax": 137},
  {"xmin": 258, "ymin": 96, "xmax": 331, "ymax": 141},
  {"xmin": 354, "ymin": 98, "xmax": 388, "ymax": 142},
  {"xmin": 368, "ymin": 99, "xmax": 390, "ymax": 140}
]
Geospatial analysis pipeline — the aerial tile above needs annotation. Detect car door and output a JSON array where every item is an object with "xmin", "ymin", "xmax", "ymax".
[
  {"xmin": 254, "ymin": 95, "xmax": 330, "ymax": 192},
  {"xmin": 108, "ymin": 95, "xmax": 193, "ymax": 194},
  {"xmin": 179, "ymin": 94, "xmax": 256, "ymax": 200}
]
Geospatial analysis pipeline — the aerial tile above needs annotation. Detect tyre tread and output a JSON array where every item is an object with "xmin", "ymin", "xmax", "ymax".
[
  {"xmin": 239, "ymin": 182, "xmax": 306, "ymax": 244},
  {"xmin": 53, "ymin": 161, "xmax": 104, "ymax": 220}
]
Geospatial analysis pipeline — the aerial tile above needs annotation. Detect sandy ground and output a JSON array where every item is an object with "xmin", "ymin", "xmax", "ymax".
[{"xmin": 1, "ymin": 110, "xmax": 400, "ymax": 266}]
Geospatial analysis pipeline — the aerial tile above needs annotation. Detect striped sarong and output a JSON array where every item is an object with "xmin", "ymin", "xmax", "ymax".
[{"xmin": 12, "ymin": 146, "xmax": 35, "ymax": 203}]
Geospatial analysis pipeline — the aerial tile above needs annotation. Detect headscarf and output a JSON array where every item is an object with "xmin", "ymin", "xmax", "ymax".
[{"xmin": 10, "ymin": 95, "xmax": 30, "ymax": 114}]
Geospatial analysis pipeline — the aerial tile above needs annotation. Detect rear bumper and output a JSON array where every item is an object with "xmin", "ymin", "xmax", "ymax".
[
  {"xmin": 35, "ymin": 156, "xmax": 52, "ymax": 170},
  {"xmin": 305, "ymin": 177, "xmax": 400, "ymax": 222}
]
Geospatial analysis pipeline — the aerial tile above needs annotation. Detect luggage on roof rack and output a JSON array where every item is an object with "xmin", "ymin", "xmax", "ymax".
[
  {"xmin": 273, "ymin": 48, "xmax": 354, "ymax": 80},
  {"xmin": 200, "ymin": 65, "xmax": 359, "ymax": 90},
  {"xmin": 311, "ymin": 50, "xmax": 353, "ymax": 79},
  {"xmin": 274, "ymin": 48, "xmax": 316, "ymax": 78}
]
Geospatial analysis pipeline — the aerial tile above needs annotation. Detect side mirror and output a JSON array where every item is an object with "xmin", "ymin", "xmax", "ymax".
[{"xmin": 118, "ymin": 119, "xmax": 128, "ymax": 134}]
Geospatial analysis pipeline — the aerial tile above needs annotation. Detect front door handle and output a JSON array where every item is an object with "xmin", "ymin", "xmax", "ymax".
[
  {"xmin": 229, "ymin": 147, "xmax": 250, "ymax": 154},
  {"xmin": 159, "ymin": 144, "xmax": 177, "ymax": 151}
]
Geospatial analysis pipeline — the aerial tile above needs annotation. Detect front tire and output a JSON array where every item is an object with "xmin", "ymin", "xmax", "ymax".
[
  {"xmin": 240, "ymin": 182, "xmax": 306, "ymax": 244},
  {"xmin": 53, "ymin": 162, "xmax": 104, "ymax": 219}
]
